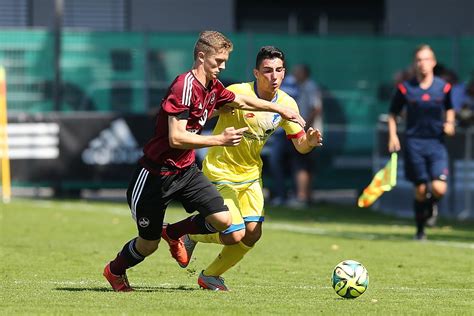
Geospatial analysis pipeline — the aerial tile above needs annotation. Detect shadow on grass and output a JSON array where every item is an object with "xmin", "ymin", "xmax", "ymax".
[
  {"xmin": 265, "ymin": 203, "xmax": 474, "ymax": 243},
  {"xmin": 55, "ymin": 285, "xmax": 197, "ymax": 292}
]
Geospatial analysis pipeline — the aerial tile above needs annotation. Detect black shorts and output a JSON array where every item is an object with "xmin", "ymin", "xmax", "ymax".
[{"xmin": 126, "ymin": 163, "xmax": 228, "ymax": 240}]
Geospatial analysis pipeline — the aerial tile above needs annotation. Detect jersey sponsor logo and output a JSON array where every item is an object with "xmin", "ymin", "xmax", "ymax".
[
  {"xmin": 81, "ymin": 119, "xmax": 142, "ymax": 165},
  {"xmin": 1, "ymin": 123, "xmax": 59, "ymax": 159},
  {"xmin": 242, "ymin": 113, "xmax": 281, "ymax": 142},
  {"xmin": 422, "ymin": 93, "xmax": 431, "ymax": 101},
  {"xmin": 138, "ymin": 217, "xmax": 150, "ymax": 227},
  {"xmin": 198, "ymin": 109, "xmax": 208, "ymax": 126}
]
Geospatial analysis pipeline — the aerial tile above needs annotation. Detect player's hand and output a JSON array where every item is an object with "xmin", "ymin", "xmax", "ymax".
[
  {"xmin": 388, "ymin": 135, "xmax": 401, "ymax": 152},
  {"xmin": 443, "ymin": 122, "xmax": 455, "ymax": 136},
  {"xmin": 280, "ymin": 107, "xmax": 306, "ymax": 128},
  {"xmin": 307, "ymin": 127, "xmax": 323, "ymax": 147},
  {"xmin": 220, "ymin": 127, "xmax": 248, "ymax": 146}
]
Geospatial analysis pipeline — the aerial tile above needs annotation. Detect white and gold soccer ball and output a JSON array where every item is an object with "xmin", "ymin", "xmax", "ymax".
[{"xmin": 331, "ymin": 260, "xmax": 369, "ymax": 299}]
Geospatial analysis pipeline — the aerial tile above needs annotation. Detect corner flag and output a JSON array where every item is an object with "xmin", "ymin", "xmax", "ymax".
[
  {"xmin": 358, "ymin": 152, "xmax": 397, "ymax": 208},
  {"xmin": 0, "ymin": 66, "xmax": 11, "ymax": 203}
]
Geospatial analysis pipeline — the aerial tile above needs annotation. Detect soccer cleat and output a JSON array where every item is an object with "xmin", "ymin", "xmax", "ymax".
[
  {"xmin": 103, "ymin": 263, "xmax": 133, "ymax": 292},
  {"xmin": 181, "ymin": 234, "xmax": 197, "ymax": 266},
  {"xmin": 198, "ymin": 270, "xmax": 229, "ymax": 291},
  {"xmin": 414, "ymin": 232, "xmax": 427, "ymax": 241},
  {"xmin": 161, "ymin": 224, "xmax": 193, "ymax": 268}
]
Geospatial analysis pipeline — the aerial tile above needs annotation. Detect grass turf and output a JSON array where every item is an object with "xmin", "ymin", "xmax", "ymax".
[{"xmin": 1, "ymin": 198, "xmax": 473, "ymax": 315}]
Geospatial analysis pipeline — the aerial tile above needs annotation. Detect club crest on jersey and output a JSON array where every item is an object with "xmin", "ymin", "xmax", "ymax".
[
  {"xmin": 209, "ymin": 92, "xmax": 216, "ymax": 105},
  {"xmin": 245, "ymin": 113, "xmax": 255, "ymax": 118},
  {"xmin": 138, "ymin": 217, "xmax": 150, "ymax": 227}
]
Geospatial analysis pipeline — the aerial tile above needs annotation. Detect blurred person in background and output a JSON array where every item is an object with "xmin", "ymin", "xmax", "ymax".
[
  {"xmin": 103, "ymin": 31, "xmax": 305, "ymax": 292},
  {"xmin": 265, "ymin": 69, "xmax": 299, "ymax": 205},
  {"xmin": 164, "ymin": 46, "xmax": 323, "ymax": 290},
  {"xmin": 457, "ymin": 77, "xmax": 474, "ymax": 127},
  {"xmin": 287, "ymin": 64, "xmax": 323, "ymax": 207},
  {"xmin": 387, "ymin": 44, "xmax": 455, "ymax": 240},
  {"xmin": 436, "ymin": 65, "xmax": 468, "ymax": 114}
]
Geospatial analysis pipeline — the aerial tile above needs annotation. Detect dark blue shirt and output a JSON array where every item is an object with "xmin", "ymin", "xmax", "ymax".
[{"xmin": 389, "ymin": 76, "xmax": 452, "ymax": 139}]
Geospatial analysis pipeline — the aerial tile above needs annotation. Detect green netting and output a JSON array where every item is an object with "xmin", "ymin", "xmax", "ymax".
[
  {"xmin": 1, "ymin": 31, "xmax": 472, "ymax": 189},
  {"xmin": 1, "ymin": 31, "xmax": 471, "ymax": 117}
]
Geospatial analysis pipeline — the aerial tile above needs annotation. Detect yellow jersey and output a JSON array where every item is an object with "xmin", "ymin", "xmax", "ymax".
[{"xmin": 202, "ymin": 82, "xmax": 304, "ymax": 183}]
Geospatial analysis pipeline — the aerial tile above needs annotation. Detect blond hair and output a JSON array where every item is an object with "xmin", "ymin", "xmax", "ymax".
[{"xmin": 193, "ymin": 31, "xmax": 233, "ymax": 60}]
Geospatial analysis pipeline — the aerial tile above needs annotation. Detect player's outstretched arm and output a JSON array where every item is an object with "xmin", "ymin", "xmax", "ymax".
[
  {"xmin": 229, "ymin": 93, "xmax": 306, "ymax": 128},
  {"xmin": 291, "ymin": 127, "xmax": 323, "ymax": 154},
  {"xmin": 168, "ymin": 116, "xmax": 248, "ymax": 149}
]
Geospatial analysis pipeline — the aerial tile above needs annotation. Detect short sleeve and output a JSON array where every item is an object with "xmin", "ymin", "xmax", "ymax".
[
  {"xmin": 443, "ymin": 83, "xmax": 453, "ymax": 110},
  {"xmin": 161, "ymin": 76, "xmax": 191, "ymax": 117},
  {"xmin": 280, "ymin": 97, "xmax": 304, "ymax": 139},
  {"xmin": 389, "ymin": 84, "xmax": 407, "ymax": 115}
]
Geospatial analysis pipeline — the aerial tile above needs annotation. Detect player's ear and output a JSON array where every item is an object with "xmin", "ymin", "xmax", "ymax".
[
  {"xmin": 197, "ymin": 51, "xmax": 205, "ymax": 63},
  {"xmin": 253, "ymin": 68, "xmax": 258, "ymax": 79}
]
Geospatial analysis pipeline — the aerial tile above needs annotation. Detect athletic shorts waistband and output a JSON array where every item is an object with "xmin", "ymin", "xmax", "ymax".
[{"xmin": 139, "ymin": 156, "xmax": 196, "ymax": 176}]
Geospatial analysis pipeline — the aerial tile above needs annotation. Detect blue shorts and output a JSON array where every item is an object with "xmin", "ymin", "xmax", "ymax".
[{"xmin": 404, "ymin": 138, "xmax": 449, "ymax": 185}]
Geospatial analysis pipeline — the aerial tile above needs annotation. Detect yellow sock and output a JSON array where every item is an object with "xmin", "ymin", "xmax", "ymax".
[
  {"xmin": 204, "ymin": 241, "xmax": 253, "ymax": 276},
  {"xmin": 190, "ymin": 233, "xmax": 222, "ymax": 244}
]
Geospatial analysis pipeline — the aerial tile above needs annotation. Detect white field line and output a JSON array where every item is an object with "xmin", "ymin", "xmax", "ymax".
[
  {"xmin": 27, "ymin": 202, "xmax": 474, "ymax": 250},
  {"xmin": 266, "ymin": 223, "xmax": 474, "ymax": 250}
]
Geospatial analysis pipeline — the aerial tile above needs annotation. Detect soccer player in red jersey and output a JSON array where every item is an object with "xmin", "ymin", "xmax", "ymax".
[{"xmin": 103, "ymin": 31, "xmax": 305, "ymax": 291}]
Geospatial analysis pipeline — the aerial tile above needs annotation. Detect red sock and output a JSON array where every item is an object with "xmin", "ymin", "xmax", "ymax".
[
  {"xmin": 166, "ymin": 214, "xmax": 215, "ymax": 240},
  {"xmin": 109, "ymin": 238, "xmax": 144, "ymax": 275}
]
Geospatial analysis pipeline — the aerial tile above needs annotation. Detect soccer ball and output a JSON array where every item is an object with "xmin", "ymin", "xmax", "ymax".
[{"xmin": 331, "ymin": 260, "xmax": 369, "ymax": 299}]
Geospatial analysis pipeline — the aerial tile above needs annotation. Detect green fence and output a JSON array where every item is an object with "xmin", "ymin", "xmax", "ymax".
[
  {"xmin": 1, "ymin": 31, "xmax": 473, "ymax": 190},
  {"xmin": 1, "ymin": 31, "xmax": 473, "ymax": 116}
]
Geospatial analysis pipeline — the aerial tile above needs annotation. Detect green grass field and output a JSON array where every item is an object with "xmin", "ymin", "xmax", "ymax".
[{"xmin": 1, "ymin": 198, "xmax": 473, "ymax": 315}]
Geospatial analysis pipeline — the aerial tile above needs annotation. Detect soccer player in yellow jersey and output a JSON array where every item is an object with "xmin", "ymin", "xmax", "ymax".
[{"xmin": 164, "ymin": 46, "xmax": 323, "ymax": 291}]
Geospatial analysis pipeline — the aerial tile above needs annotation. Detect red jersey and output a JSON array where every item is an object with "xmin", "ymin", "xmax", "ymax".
[{"xmin": 140, "ymin": 71, "xmax": 235, "ymax": 172}]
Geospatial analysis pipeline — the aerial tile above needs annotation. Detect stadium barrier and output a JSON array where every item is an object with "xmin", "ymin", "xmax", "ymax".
[{"xmin": 6, "ymin": 113, "xmax": 154, "ymax": 194}]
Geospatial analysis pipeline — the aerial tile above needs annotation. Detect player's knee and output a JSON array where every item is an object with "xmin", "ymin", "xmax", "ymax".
[
  {"xmin": 220, "ymin": 230, "xmax": 245, "ymax": 245},
  {"xmin": 206, "ymin": 211, "xmax": 232, "ymax": 232},
  {"xmin": 415, "ymin": 183, "xmax": 427, "ymax": 200},
  {"xmin": 431, "ymin": 180, "xmax": 447, "ymax": 197}
]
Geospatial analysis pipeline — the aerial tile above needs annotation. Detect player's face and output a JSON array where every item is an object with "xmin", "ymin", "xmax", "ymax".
[
  {"xmin": 254, "ymin": 58, "xmax": 285, "ymax": 94},
  {"xmin": 414, "ymin": 48, "xmax": 436, "ymax": 76},
  {"xmin": 203, "ymin": 49, "xmax": 230, "ymax": 80}
]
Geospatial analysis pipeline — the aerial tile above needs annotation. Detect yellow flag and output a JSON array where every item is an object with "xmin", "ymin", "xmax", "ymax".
[{"xmin": 358, "ymin": 152, "xmax": 397, "ymax": 208}]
